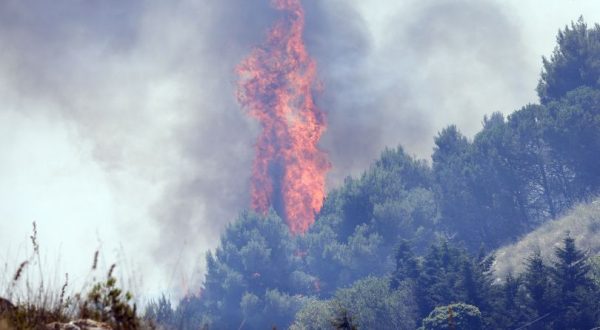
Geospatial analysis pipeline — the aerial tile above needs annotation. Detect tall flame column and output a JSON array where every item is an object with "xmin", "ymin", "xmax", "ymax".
[{"xmin": 236, "ymin": 0, "xmax": 330, "ymax": 234}]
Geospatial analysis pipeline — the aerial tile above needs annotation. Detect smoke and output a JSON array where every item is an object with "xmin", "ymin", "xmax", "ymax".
[
  {"xmin": 382, "ymin": 0, "xmax": 534, "ymax": 139},
  {"xmin": 1, "ymin": 0, "xmax": 596, "ymax": 297},
  {"xmin": 303, "ymin": 1, "xmax": 380, "ymax": 183},
  {"xmin": 0, "ymin": 0, "xmax": 264, "ymax": 295},
  {"xmin": 303, "ymin": 0, "xmax": 537, "ymax": 183}
]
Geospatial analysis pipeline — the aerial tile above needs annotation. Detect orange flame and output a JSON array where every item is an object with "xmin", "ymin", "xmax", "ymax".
[{"xmin": 236, "ymin": 0, "xmax": 330, "ymax": 234}]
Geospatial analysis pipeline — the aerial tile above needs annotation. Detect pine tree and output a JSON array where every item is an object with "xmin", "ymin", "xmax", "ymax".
[
  {"xmin": 391, "ymin": 240, "xmax": 420, "ymax": 289},
  {"xmin": 493, "ymin": 273, "xmax": 525, "ymax": 328},
  {"xmin": 523, "ymin": 249, "xmax": 552, "ymax": 319},
  {"xmin": 552, "ymin": 235, "xmax": 590, "ymax": 294},
  {"xmin": 537, "ymin": 17, "xmax": 600, "ymax": 103},
  {"xmin": 550, "ymin": 234, "xmax": 597, "ymax": 329}
]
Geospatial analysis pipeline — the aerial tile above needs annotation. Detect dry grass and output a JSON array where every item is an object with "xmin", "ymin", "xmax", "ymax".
[
  {"xmin": 0, "ymin": 223, "xmax": 145, "ymax": 329},
  {"xmin": 493, "ymin": 197, "xmax": 600, "ymax": 279}
]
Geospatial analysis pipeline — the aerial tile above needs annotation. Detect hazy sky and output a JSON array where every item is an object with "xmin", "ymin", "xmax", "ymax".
[{"xmin": 2, "ymin": 0, "xmax": 600, "ymax": 299}]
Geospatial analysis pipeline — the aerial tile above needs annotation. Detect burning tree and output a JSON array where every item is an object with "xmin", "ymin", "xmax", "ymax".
[{"xmin": 236, "ymin": 0, "xmax": 330, "ymax": 235}]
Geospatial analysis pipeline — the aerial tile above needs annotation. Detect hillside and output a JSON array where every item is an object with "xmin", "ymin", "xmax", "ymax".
[
  {"xmin": 161, "ymin": 18, "xmax": 600, "ymax": 329},
  {"xmin": 2, "ymin": 13, "xmax": 600, "ymax": 330},
  {"xmin": 494, "ymin": 198, "xmax": 600, "ymax": 278}
]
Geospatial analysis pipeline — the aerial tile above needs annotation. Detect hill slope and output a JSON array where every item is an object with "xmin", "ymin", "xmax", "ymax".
[{"xmin": 494, "ymin": 197, "xmax": 600, "ymax": 278}]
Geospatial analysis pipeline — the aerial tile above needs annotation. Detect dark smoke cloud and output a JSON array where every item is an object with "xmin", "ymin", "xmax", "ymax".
[
  {"xmin": 0, "ymin": 0, "xmax": 555, "ymax": 296},
  {"xmin": 304, "ymin": 1, "xmax": 382, "ymax": 183},
  {"xmin": 305, "ymin": 0, "xmax": 536, "ymax": 182}
]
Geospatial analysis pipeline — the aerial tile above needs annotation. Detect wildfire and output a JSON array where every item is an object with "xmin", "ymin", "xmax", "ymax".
[{"xmin": 236, "ymin": 0, "xmax": 330, "ymax": 234}]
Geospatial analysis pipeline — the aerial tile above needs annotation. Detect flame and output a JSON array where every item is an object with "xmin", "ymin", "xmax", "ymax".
[{"xmin": 236, "ymin": 0, "xmax": 330, "ymax": 234}]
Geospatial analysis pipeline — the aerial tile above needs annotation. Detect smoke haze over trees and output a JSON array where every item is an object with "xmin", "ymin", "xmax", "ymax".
[
  {"xmin": 3, "ymin": 0, "xmax": 600, "ymax": 299},
  {"xmin": 138, "ymin": 19, "xmax": 600, "ymax": 329},
  {"xmin": 3, "ymin": 1, "xmax": 600, "ymax": 329}
]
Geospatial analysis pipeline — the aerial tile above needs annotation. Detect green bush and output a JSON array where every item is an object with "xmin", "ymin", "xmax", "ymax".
[{"xmin": 421, "ymin": 303, "xmax": 482, "ymax": 330}]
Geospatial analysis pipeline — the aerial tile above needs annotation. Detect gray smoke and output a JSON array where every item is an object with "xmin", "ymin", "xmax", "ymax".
[
  {"xmin": 1, "ymin": 0, "xmax": 589, "ymax": 297},
  {"xmin": 305, "ymin": 0, "xmax": 536, "ymax": 182}
]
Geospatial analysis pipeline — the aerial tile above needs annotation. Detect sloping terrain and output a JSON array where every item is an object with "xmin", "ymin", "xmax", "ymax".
[{"xmin": 494, "ymin": 198, "xmax": 600, "ymax": 278}]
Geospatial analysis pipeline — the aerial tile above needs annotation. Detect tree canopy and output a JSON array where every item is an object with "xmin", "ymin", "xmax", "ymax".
[{"xmin": 147, "ymin": 17, "xmax": 600, "ymax": 330}]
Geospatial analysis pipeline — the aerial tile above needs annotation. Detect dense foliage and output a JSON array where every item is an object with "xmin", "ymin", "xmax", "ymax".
[
  {"xmin": 420, "ymin": 303, "xmax": 482, "ymax": 330},
  {"xmin": 145, "ymin": 19, "xmax": 600, "ymax": 329}
]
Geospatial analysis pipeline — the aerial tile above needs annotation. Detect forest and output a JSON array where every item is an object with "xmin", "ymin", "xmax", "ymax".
[
  {"xmin": 2, "ymin": 16, "xmax": 600, "ymax": 330},
  {"xmin": 141, "ymin": 19, "xmax": 600, "ymax": 329}
]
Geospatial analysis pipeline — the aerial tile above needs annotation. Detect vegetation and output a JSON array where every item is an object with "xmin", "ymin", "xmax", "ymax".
[
  {"xmin": 0, "ymin": 223, "xmax": 143, "ymax": 329},
  {"xmin": 420, "ymin": 303, "xmax": 482, "ymax": 330},
  {"xmin": 78, "ymin": 265, "xmax": 139, "ymax": 329},
  {"xmin": 3, "ymin": 17, "xmax": 600, "ymax": 330},
  {"xmin": 159, "ymin": 18, "xmax": 600, "ymax": 329},
  {"xmin": 494, "ymin": 198, "xmax": 600, "ymax": 278}
]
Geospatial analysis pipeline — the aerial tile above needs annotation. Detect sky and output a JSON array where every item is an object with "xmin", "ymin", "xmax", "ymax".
[{"xmin": 1, "ymin": 0, "xmax": 600, "ymax": 300}]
